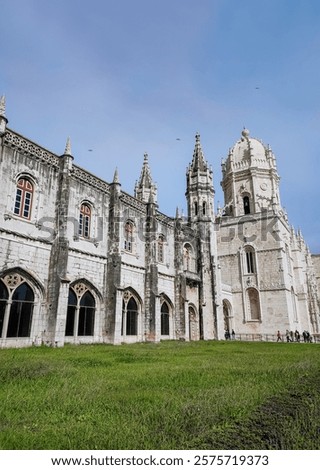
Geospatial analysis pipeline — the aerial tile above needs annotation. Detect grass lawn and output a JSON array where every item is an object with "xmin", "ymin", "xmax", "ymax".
[{"xmin": 0, "ymin": 340, "xmax": 319, "ymax": 450}]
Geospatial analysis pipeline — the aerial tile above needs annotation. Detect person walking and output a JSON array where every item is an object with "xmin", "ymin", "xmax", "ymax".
[{"xmin": 277, "ymin": 330, "xmax": 282, "ymax": 342}]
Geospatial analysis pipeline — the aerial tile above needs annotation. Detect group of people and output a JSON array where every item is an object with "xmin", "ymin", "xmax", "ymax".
[
  {"xmin": 224, "ymin": 329, "xmax": 236, "ymax": 340},
  {"xmin": 277, "ymin": 329, "xmax": 313, "ymax": 343}
]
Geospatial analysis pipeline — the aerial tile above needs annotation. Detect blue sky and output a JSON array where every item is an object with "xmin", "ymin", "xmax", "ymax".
[{"xmin": 1, "ymin": 0, "xmax": 319, "ymax": 252}]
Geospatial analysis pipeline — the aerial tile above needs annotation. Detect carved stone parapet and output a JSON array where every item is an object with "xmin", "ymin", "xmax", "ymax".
[{"xmin": 4, "ymin": 130, "xmax": 60, "ymax": 168}]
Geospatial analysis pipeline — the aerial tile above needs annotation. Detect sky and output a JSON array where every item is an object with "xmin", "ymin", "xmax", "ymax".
[{"xmin": 1, "ymin": 0, "xmax": 319, "ymax": 252}]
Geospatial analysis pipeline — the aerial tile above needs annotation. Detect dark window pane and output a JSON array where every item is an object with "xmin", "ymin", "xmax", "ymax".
[
  {"xmin": 0, "ymin": 280, "xmax": 8, "ymax": 300},
  {"xmin": 78, "ymin": 306, "xmax": 95, "ymax": 336},
  {"xmin": 65, "ymin": 305, "xmax": 76, "ymax": 336},
  {"xmin": 12, "ymin": 283, "xmax": 34, "ymax": 302},
  {"xmin": 7, "ymin": 301, "xmax": 33, "ymax": 337},
  {"xmin": 68, "ymin": 289, "xmax": 77, "ymax": 306},
  {"xmin": 161, "ymin": 313, "xmax": 169, "ymax": 335},
  {"xmin": 0, "ymin": 300, "xmax": 6, "ymax": 337},
  {"xmin": 80, "ymin": 291, "xmax": 95, "ymax": 308},
  {"xmin": 126, "ymin": 310, "xmax": 137, "ymax": 335}
]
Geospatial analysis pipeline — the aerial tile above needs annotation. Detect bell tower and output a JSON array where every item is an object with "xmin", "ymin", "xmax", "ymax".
[
  {"xmin": 186, "ymin": 133, "xmax": 215, "ymax": 223},
  {"xmin": 221, "ymin": 128, "xmax": 281, "ymax": 217}
]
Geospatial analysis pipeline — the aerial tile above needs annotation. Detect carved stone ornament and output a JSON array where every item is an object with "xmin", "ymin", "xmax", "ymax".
[
  {"xmin": 123, "ymin": 290, "xmax": 131, "ymax": 303},
  {"xmin": 73, "ymin": 282, "xmax": 88, "ymax": 298},
  {"xmin": 2, "ymin": 273, "xmax": 24, "ymax": 290}
]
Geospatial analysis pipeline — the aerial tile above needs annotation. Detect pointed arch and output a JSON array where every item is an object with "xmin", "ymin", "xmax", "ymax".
[
  {"xmin": 223, "ymin": 299, "xmax": 232, "ymax": 332},
  {"xmin": 188, "ymin": 304, "xmax": 199, "ymax": 341},
  {"xmin": 121, "ymin": 288, "xmax": 142, "ymax": 338},
  {"xmin": 0, "ymin": 267, "xmax": 45, "ymax": 298},
  {"xmin": 160, "ymin": 293, "xmax": 174, "ymax": 337},
  {"xmin": 0, "ymin": 270, "xmax": 39, "ymax": 339},
  {"xmin": 65, "ymin": 279, "xmax": 100, "ymax": 337},
  {"xmin": 183, "ymin": 243, "xmax": 196, "ymax": 272}
]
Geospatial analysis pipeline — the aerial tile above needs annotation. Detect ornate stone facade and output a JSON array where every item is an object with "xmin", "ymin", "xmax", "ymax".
[{"xmin": 0, "ymin": 100, "xmax": 319, "ymax": 348}]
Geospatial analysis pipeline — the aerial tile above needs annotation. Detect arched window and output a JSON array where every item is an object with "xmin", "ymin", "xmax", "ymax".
[
  {"xmin": 124, "ymin": 221, "xmax": 134, "ymax": 252},
  {"xmin": 161, "ymin": 301, "xmax": 170, "ymax": 336},
  {"xmin": 188, "ymin": 305, "xmax": 199, "ymax": 341},
  {"xmin": 79, "ymin": 203, "xmax": 91, "ymax": 238},
  {"xmin": 7, "ymin": 282, "xmax": 34, "ymax": 337},
  {"xmin": 0, "ymin": 280, "xmax": 9, "ymax": 337},
  {"xmin": 243, "ymin": 196, "xmax": 250, "ymax": 215},
  {"xmin": 157, "ymin": 235, "xmax": 165, "ymax": 263},
  {"xmin": 247, "ymin": 288, "xmax": 261, "ymax": 321},
  {"xmin": 65, "ymin": 284, "xmax": 96, "ymax": 337},
  {"xmin": 202, "ymin": 201, "xmax": 206, "ymax": 216},
  {"xmin": 244, "ymin": 247, "xmax": 255, "ymax": 274},
  {"xmin": 183, "ymin": 243, "xmax": 196, "ymax": 272},
  {"xmin": 14, "ymin": 178, "xmax": 34, "ymax": 219},
  {"xmin": 126, "ymin": 297, "xmax": 138, "ymax": 335},
  {"xmin": 122, "ymin": 291, "xmax": 140, "ymax": 337}
]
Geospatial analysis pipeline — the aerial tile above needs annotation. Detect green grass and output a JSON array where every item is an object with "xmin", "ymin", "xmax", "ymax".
[{"xmin": 0, "ymin": 340, "xmax": 320, "ymax": 449}]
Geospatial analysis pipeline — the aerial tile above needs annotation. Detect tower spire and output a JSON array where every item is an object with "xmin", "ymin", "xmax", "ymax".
[
  {"xmin": 64, "ymin": 137, "xmax": 72, "ymax": 156},
  {"xmin": 135, "ymin": 152, "xmax": 157, "ymax": 204},
  {"xmin": 113, "ymin": 167, "xmax": 120, "ymax": 184},
  {"xmin": 186, "ymin": 132, "xmax": 214, "ymax": 222},
  {"xmin": 190, "ymin": 132, "xmax": 208, "ymax": 173}
]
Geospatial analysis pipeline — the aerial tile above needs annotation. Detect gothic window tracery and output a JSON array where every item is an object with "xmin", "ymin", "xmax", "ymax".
[
  {"xmin": 122, "ymin": 291, "xmax": 139, "ymax": 336},
  {"xmin": 0, "ymin": 275, "xmax": 34, "ymax": 338},
  {"xmin": 65, "ymin": 283, "xmax": 95, "ymax": 337},
  {"xmin": 14, "ymin": 177, "xmax": 34, "ymax": 220}
]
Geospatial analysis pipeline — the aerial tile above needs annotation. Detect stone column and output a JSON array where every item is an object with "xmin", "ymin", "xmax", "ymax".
[
  {"xmin": 53, "ymin": 279, "xmax": 70, "ymax": 346},
  {"xmin": 113, "ymin": 289, "xmax": 123, "ymax": 344},
  {"xmin": 154, "ymin": 294, "xmax": 161, "ymax": 342}
]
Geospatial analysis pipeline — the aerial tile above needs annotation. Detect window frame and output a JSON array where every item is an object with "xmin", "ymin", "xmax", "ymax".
[
  {"xmin": 79, "ymin": 203, "xmax": 92, "ymax": 239},
  {"xmin": 124, "ymin": 221, "xmax": 134, "ymax": 252},
  {"xmin": 14, "ymin": 178, "xmax": 34, "ymax": 220}
]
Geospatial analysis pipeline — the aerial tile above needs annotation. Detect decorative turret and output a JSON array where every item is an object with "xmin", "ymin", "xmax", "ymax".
[
  {"xmin": 111, "ymin": 167, "xmax": 121, "ymax": 193},
  {"xmin": 220, "ymin": 128, "xmax": 281, "ymax": 217},
  {"xmin": 135, "ymin": 152, "xmax": 157, "ymax": 204},
  {"xmin": 61, "ymin": 137, "xmax": 74, "ymax": 172},
  {"xmin": 186, "ymin": 133, "xmax": 214, "ymax": 222},
  {"xmin": 0, "ymin": 95, "xmax": 8, "ymax": 136}
]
